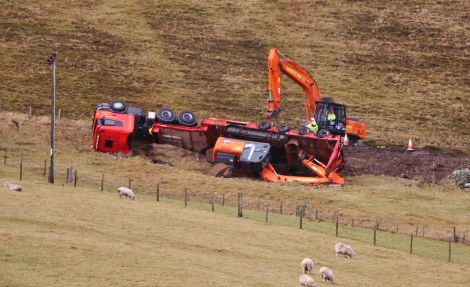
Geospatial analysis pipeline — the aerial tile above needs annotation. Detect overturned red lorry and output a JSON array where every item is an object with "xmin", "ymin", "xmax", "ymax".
[
  {"xmin": 92, "ymin": 101, "xmax": 345, "ymax": 185},
  {"xmin": 91, "ymin": 48, "xmax": 368, "ymax": 185}
]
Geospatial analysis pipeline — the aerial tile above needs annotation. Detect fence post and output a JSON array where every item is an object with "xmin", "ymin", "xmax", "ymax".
[
  {"xmin": 265, "ymin": 203, "xmax": 269, "ymax": 224},
  {"xmin": 410, "ymin": 235, "xmax": 413, "ymax": 254},
  {"xmin": 100, "ymin": 174, "xmax": 104, "ymax": 191},
  {"xmin": 74, "ymin": 170, "xmax": 77, "ymax": 187},
  {"xmin": 211, "ymin": 192, "xmax": 215, "ymax": 212},
  {"xmin": 373, "ymin": 225, "xmax": 377, "ymax": 245},
  {"xmin": 222, "ymin": 194, "xmax": 225, "ymax": 206},
  {"xmin": 19, "ymin": 155, "xmax": 23, "ymax": 181},
  {"xmin": 396, "ymin": 226, "xmax": 399, "ymax": 234},
  {"xmin": 416, "ymin": 225, "xmax": 419, "ymax": 236},
  {"xmin": 280, "ymin": 201, "xmax": 283, "ymax": 215},
  {"xmin": 448, "ymin": 241, "xmax": 451, "ymax": 262},
  {"xmin": 128, "ymin": 178, "xmax": 132, "ymax": 189},
  {"xmin": 184, "ymin": 189, "xmax": 188, "ymax": 207},
  {"xmin": 351, "ymin": 218, "xmax": 354, "ymax": 227},
  {"xmin": 3, "ymin": 150, "xmax": 6, "ymax": 165},
  {"xmin": 422, "ymin": 225, "xmax": 425, "ymax": 238},
  {"xmin": 237, "ymin": 193, "xmax": 243, "ymax": 217},
  {"xmin": 66, "ymin": 168, "xmax": 70, "ymax": 183},
  {"xmin": 156, "ymin": 184, "xmax": 160, "ymax": 202},
  {"xmin": 315, "ymin": 209, "xmax": 319, "ymax": 221},
  {"xmin": 299, "ymin": 206, "xmax": 304, "ymax": 230},
  {"xmin": 43, "ymin": 159, "xmax": 47, "ymax": 177},
  {"xmin": 29, "ymin": 105, "xmax": 32, "ymax": 118},
  {"xmin": 335, "ymin": 216, "xmax": 339, "ymax": 237},
  {"xmin": 453, "ymin": 226, "xmax": 457, "ymax": 243},
  {"xmin": 463, "ymin": 233, "xmax": 466, "ymax": 244}
]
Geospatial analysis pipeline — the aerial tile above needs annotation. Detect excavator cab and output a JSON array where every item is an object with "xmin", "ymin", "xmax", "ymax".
[{"xmin": 314, "ymin": 101, "xmax": 347, "ymax": 137}]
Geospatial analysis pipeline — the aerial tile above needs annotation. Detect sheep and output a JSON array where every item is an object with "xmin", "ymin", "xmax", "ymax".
[
  {"xmin": 335, "ymin": 242, "xmax": 354, "ymax": 258},
  {"xmin": 300, "ymin": 258, "xmax": 314, "ymax": 274},
  {"xmin": 299, "ymin": 274, "xmax": 317, "ymax": 287},
  {"xmin": 3, "ymin": 182, "xmax": 22, "ymax": 192},
  {"xmin": 319, "ymin": 266, "xmax": 335, "ymax": 283},
  {"xmin": 117, "ymin": 187, "xmax": 135, "ymax": 200}
]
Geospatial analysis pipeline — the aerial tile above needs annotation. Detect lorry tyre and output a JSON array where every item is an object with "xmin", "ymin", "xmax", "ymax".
[
  {"xmin": 317, "ymin": 129, "xmax": 331, "ymax": 138},
  {"xmin": 259, "ymin": 120, "xmax": 272, "ymax": 130},
  {"xmin": 157, "ymin": 108, "xmax": 177, "ymax": 124},
  {"xmin": 278, "ymin": 123, "xmax": 291, "ymax": 133},
  {"xmin": 110, "ymin": 101, "xmax": 126, "ymax": 112},
  {"xmin": 177, "ymin": 111, "xmax": 197, "ymax": 127},
  {"xmin": 299, "ymin": 125, "xmax": 310, "ymax": 135}
]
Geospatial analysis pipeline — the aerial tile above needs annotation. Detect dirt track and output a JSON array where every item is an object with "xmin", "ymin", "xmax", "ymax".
[{"xmin": 343, "ymin": 146, "xmax": 470, "ymax": 183}]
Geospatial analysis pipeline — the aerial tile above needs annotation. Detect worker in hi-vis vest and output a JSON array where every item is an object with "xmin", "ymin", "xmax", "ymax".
[
  {"xmin": 327, "ymin": 109, "xmax": 336, "ymax": 121},
  {"xmin": 307, "ymin": 117, "xmax": 318, "ymax": 134},
  {"xmin": 327, "ymin": 108, "xmax": 336, "ymax": 125}
]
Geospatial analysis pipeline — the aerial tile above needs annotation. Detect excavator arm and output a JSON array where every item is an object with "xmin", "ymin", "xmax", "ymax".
[{"xmin": 267, "ymin": 48, "xmax": 321, "ymax": 120}]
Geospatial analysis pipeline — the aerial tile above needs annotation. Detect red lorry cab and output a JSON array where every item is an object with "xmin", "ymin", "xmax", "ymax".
[{"xmin": 92, "ymin": 108, "xmax": 134, "ymax": 153}]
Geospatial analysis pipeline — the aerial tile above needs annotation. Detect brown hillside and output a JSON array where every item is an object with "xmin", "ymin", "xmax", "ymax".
[{"xmin": 0, "ymin": 0, "xmax": 468, "ymax": 152}]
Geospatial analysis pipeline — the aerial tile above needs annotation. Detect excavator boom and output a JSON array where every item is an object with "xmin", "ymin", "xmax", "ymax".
[
  {"xmin": 266, "ymin": 47, "xmax": 366, "ymax": 140},
  {"xmin": 267, "ymin": 48, "xmax": 321, "ymax": 119}
]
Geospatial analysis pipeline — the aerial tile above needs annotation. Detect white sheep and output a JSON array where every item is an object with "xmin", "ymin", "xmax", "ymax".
[
  {"xmin": 335, "ymin": 242, "xmax": 354, "ymax": 258},
  {"xmin": 300, "ymin": 258, "xmax": 314, "ymax": 274},
  {"xmin": 117, "ymin": 187, "xmax": 135, "ymax": 200},
  {"xmin": 299, "ymin": 274, "xmax": 317, "ymax": 287},
  {"xmin": 3, "ymin": 182, "xmax": 22, "ymax": 192},
  {"xmin": 319, "ymin": 266, "xmax": 335, "ymax": 283}
]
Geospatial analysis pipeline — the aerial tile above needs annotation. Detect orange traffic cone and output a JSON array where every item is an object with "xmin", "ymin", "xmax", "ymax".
[
  {"xmin": 343, "ymin": 133, "xmax": 349, "ymax": 146},
  {"xmin": 406, "ymin": 138, "xmax": 414, "ymax": 151}
]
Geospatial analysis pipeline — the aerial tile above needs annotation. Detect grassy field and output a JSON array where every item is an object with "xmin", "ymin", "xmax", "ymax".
[
  {"xmin": 1, "ymin": 173, "xmax": 470, "ymax": 286},
  {"xmin": 0, "ymin": 0, "xmax": 468, "ymax": 153},
  {"xmin": 1, "ymin": 112, "xmax": 469, "ymax": 242}
]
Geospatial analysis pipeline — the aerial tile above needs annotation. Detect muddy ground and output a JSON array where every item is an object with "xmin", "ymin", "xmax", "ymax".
[
  {"xmin": 343, "ymin": 146, "xmax": 470, "ymax": 183},
  {"xmin": 136, "ymin": 142, "xmax": 469, "ymax": 184}
]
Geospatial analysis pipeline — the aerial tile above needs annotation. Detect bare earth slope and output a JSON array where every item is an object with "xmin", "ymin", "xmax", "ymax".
[{"xmin": 0, "ymin": 0, "xmax": 469, "ymax": 153}]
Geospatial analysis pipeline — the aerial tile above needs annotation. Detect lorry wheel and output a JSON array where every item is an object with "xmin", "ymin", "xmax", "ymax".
[
  {"xmin": 299, "ymin": 125, "xmax": 310, "ymax": 135},
  {"xmin": 110, "ymin": 101, "xmax": 126, "ymax": 112},
  {"xmin": 278, "ymin": 123, "xmax": 291, "ymax": 133},
  {"xmin": 317, "ymin": 129, "xmax": 331, "ymax": 138},
  {"xmin": 207, "ymin": 162, "xmax": 233, "ymax": 177},
  {"xmin": 157, "ymin": 108, "xmax": 177, "ymax": 124},
  {"xmin": 177, "ymin": 111, "xmax": 197, "ymax": 127},
  {"xmin": 259, "ymin": 120, "xmax": 272, "ymax": 130}
]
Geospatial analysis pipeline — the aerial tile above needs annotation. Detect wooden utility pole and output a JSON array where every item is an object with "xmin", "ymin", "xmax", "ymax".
[{"xmin": 47, "ymin": 52, "xmax": 57, "ymax": 184}]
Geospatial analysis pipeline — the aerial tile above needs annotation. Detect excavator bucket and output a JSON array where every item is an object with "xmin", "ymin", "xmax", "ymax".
[{"xmin": 259, "ymin": 164, "xmax": 332, "ymax": 184}]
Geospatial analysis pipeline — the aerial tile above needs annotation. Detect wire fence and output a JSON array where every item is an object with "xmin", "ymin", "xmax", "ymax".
[{"xmin": 1, "ymin": 149, "xmax": 469, "ymax": 265}]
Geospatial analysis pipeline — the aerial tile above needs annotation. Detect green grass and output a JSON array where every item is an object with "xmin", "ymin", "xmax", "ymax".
[
  {"xmin": 160, "ymin": 197, "xmax": 470, "ymax": 266},
  {"xmin": 1, "ymin": 112, "xmax": 469, "ymax": 245},
  {"xmin": 0, "ymin": 0, "xmax": 469, "ymax": 153},
  {"xmin": 2, "ymin": 173, "xmax": 470, "ymax": 286}
]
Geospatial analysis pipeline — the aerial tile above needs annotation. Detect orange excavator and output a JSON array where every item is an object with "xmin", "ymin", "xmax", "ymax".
[{"xmin": 266, "ymin": 48, "xmax": 366, "ymax": 140}]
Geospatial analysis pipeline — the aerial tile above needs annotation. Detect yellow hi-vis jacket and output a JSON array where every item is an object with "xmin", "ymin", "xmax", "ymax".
[
  {"xmin": 327, "ymin": 113, "xmax": 336, "ymax": 121},
  {"xmin": 307, "ymin": 123, "xmax": 318, "ymax": 133}
]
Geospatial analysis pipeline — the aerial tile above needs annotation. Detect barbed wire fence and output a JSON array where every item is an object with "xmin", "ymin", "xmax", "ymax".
[{"xmin": 1, "ymin": 149, "xmax": 469, "ymax": 265}]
